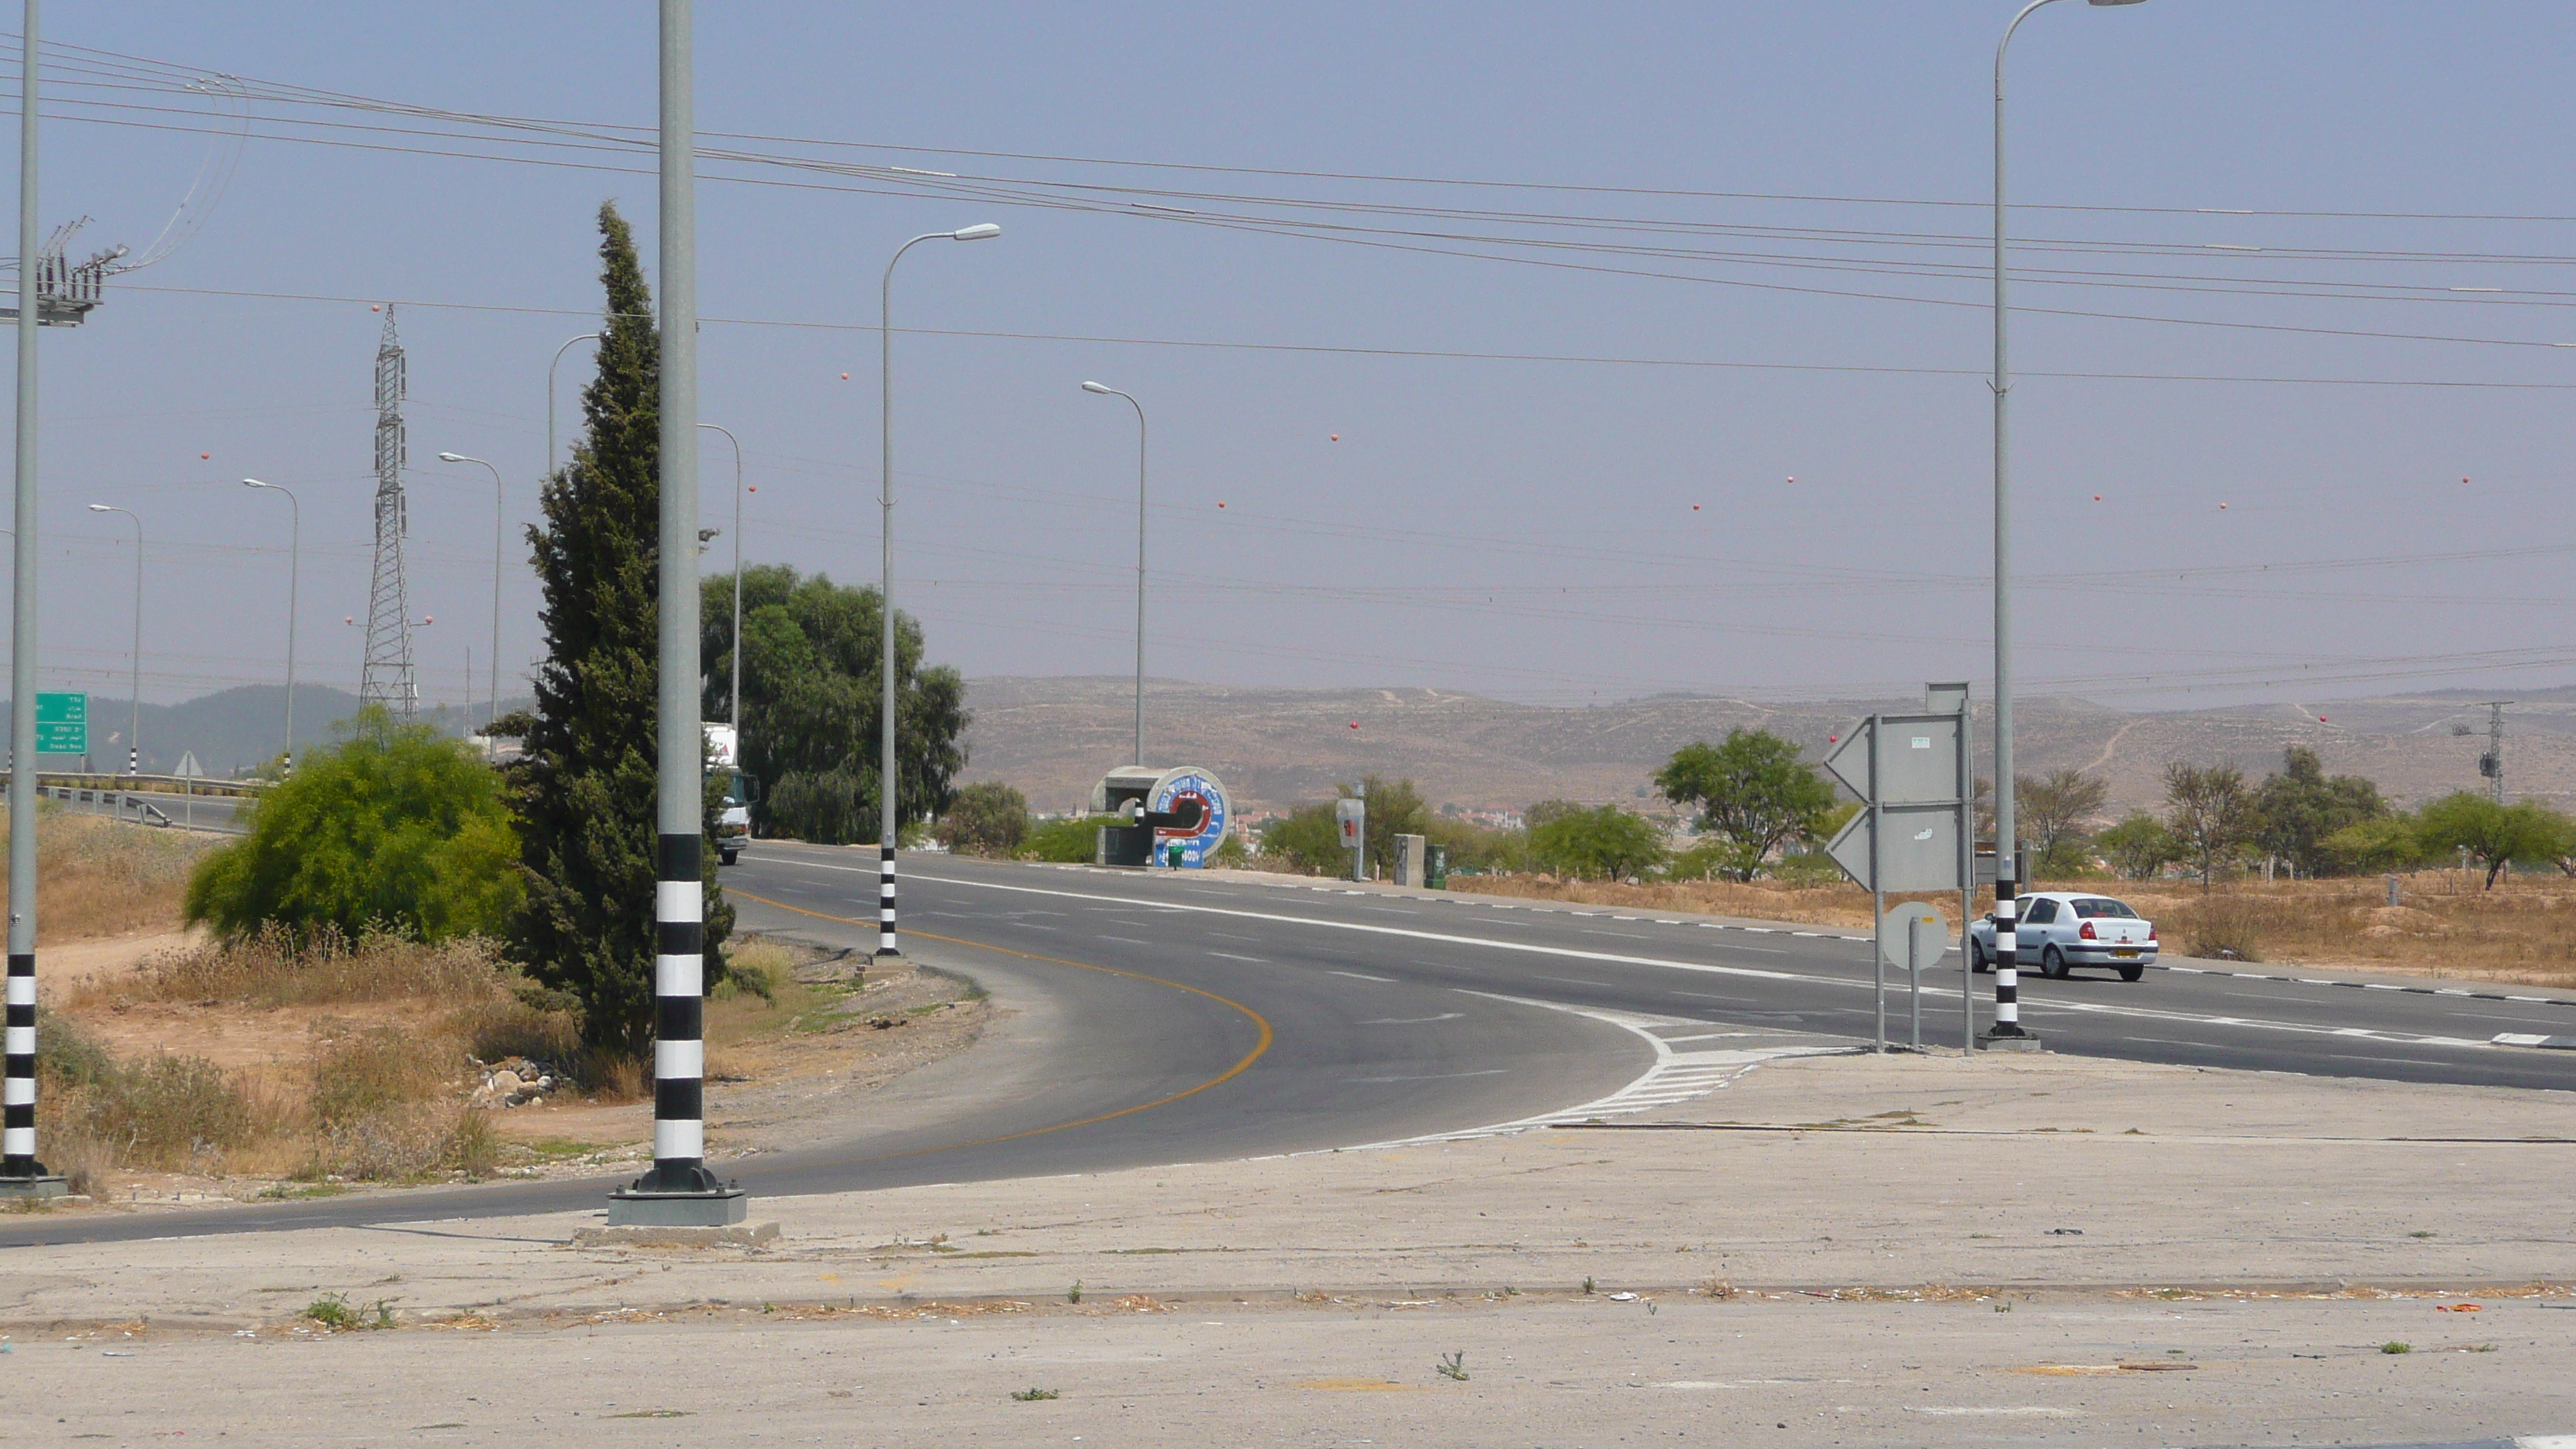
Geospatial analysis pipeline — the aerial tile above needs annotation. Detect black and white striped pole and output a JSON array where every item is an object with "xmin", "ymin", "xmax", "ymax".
[
  {"xmin": 2, "ymin": 0, "xmax": 62, "ymax": 1201},
  {"xmin": 1982, "ymin": 884, "xmax": 2033, "ymax": 1046},
  {"xmin": 607, "ymin": 0, "xmax": 741, "ymax": 1227},
  {"xmin": 877, "ymin": 845, "xmax": 896, "ymax": 956}
]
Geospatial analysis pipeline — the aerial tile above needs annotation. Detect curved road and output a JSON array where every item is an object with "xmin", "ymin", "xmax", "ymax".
[{"xmin": 7, "ymin": 843, "xmax": 2571, "ymax": 1247}]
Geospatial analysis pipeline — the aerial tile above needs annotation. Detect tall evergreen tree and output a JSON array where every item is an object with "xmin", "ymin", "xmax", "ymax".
[{"xmin": 497, "ymin": 202, "xmax": 732, "ymax": 1055}]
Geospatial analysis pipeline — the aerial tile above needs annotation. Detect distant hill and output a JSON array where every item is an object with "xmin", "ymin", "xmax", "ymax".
[
  {"xmin": 3, "ymin": 685, "xmax": 529, "ymax": 778},
  {"xmin": 959, "ymin": 676, "xmax": 2576, "ymax": 818}
]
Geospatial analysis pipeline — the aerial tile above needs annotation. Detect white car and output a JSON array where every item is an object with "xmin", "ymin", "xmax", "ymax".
[{"xmin": 1968, "ymin": 892, "xmax": 2157, "ymax": 982}]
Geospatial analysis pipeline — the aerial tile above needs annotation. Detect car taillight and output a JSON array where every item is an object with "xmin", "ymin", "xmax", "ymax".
[
  {"xmin": 2079, "ymin": 921, "xmax": 2096, "ymax": 940},
  {"xmin": 2148, "ymin": 927, "xmax": 2157, "ymax": 942}
]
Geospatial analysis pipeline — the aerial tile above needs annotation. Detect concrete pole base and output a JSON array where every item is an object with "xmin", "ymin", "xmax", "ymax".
[
  {"xmin": 0, "ymin": 1174, "xmax": 70, "ymax": 1200},
  {"xmin": 605, "ymin": 1185, "xmax": 748, "ymax": 1227},
  {"xmin": 573, "ymin": 1220, "xmax": 777, "ymax": 1249},
  {"xmin": 1976, "ymin": 1029, "xmax": 2046, "ymax": 1053}
]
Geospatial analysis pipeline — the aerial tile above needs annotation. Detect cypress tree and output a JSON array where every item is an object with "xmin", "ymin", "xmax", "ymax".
[{"xmin": 499, "ymin": 201, "xmax": 733, "ymax": 1056}]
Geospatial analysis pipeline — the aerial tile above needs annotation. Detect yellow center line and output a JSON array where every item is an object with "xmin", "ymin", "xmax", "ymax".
[{"xmin": 728, "ymin": 887, "xmax": 1275, "ymax": 1162}]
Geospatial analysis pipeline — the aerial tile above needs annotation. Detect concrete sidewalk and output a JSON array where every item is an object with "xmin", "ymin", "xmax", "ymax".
[{"xmin": 4, "ymin": 1050, "xmax": 2571, "ymax": 1444}]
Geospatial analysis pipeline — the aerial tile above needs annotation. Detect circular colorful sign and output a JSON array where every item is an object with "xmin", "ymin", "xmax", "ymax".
[{"xmin": 1150, "ymin": 768, "xmax": 1231, "ymax": 868}]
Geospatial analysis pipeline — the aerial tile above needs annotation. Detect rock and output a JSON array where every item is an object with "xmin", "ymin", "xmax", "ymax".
[{"xmin": 488, "ymin": 1069, "xmax": 524, "ymax": 1095}]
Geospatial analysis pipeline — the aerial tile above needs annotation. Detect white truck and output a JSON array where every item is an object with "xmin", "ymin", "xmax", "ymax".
[{"xmin": 706, "ymin": 722, "xmax": 752, "ymax": 865}]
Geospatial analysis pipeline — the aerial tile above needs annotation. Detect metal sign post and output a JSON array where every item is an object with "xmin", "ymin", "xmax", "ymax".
[
  {"xmin": 1334, "ymin": 796, "xmax": 1365, "ymax": 882},
  {"xmin": 1824, "ymin": 683, "xmax": 1971, "ymax": 1052},
  {"xmin": 1880, "ymin": 901, "xmax": 1944, "ymax": 1053}
]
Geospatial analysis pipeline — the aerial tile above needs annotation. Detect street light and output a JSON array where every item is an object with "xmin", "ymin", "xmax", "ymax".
[
  {"xmin": 1081, "ymin": 381, "xmax": 1149, "ymax": 769},
  {"xmin": 876, "ymin": 221, "xmax": 1001, "ymax": 959},
  {"xmin": 547, "ymin": 333, "xmax": 602, "ymax": 478},
  {"xmin": 86, "ymin": 504, "xmax": 142, "ymax": 775},
  {"xmin": 240, "ymin": 479, "xmax": 300, "ymax": 775},
  {"xmin": 436, "ymin": 452, "xmax": 507, "ymax": 739},
  {"xmin": 1987, "ymin": 0, "xmax": 2148, "ymax": 1047},
  {"xmin": 696, "ymin": 422, "xmax": 744, "ymax": 738}
]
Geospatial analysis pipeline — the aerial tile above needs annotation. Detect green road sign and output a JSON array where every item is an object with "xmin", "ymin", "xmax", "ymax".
[{"xmin": 34, "ymin": 691, "xmax": 86, "ymax": 754}]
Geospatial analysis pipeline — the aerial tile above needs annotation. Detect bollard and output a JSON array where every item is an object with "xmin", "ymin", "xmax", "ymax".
[{"xmin": 2386, "ymin": 874, "xmax": 2400, "ymax": 908}]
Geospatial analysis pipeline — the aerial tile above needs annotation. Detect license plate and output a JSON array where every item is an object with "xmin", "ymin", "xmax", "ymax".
[{"xmin": 2112, "ymin": 949, "xmax": 2139, "ymax": 958}]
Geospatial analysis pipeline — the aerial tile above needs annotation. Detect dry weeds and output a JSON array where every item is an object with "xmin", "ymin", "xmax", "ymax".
[
  {"xmin": 0, "ymin": 807, "xmax": 216, "ymax": 940},
  {"xmin": 1451, "ymin": 868, "xmax": 2576, "ymax": 988},
  {"xmin": 42, "ymin": 932, "xmax": 571, "ymax": 1190}
]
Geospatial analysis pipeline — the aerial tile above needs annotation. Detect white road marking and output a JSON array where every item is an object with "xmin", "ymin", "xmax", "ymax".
[
  {"xmin": 1337, "ymin": 990, "xmax": 1851, "ymax": 1145},
  {"xmin": 770, "ymin": 859, "xmax": 2533, "ymax": 1057},
  {"xmin": 1329, "ymin": 970, "xmax": 1394, "ymax": 983},
  {"xmin": 1208, "ymin": 951, "xmax": 1268, "ymax": 964},
  {"xmin": 1360, "ymin": 1013, "xmax": 1464, "ymax": 1026}
]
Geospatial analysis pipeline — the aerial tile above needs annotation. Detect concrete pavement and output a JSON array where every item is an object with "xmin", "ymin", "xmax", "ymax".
[{"xmin": 4, "ymin": 1050, "xmax": 2570, "ymax": 1446}]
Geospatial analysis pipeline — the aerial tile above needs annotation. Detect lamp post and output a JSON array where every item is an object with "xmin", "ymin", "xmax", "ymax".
[
  {"xmin": 3, "ymin": 0, "xmax": 50, "ymax": 1194},
  {"xmin": 547, "ymin": 333, "xmax": 602, "ymax": 478},
  {"xmin": 1987, "ymin": 0, "xmax": 2147, "ymax": 1048},
  {"xmin": 435, "ymin": 453, "xmax": 506, "ymax": 738},
  {"xmin": 240, "ymin": 480, "xmax": 300, "ymax": 775},
  {"xmin": 86, "ymin": 505, "xmax": 142, "ymax": 775},
  {"xmin": 876, "ymin": 221, "xmax": 1000, "ymax": 959},
  {"xmin": 696, "ymin": 422, "xmax": 744, "ymax": 737},
  {"xmin": 1080, "ymin": 381, "xmax": 1148, "ymax": 769}
]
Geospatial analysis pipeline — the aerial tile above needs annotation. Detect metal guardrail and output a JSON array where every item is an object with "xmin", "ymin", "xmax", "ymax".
[
  {"xmin": 18, "ymin": 779, "xmax": 252, "ymax": 834},
  {"xmin": 1, "ymin": 770, "xmax": 270, "ymax": 799}
]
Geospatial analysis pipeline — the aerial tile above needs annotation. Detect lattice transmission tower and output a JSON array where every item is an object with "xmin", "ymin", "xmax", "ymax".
[{"xmin": 359, "ymin": 305, "xmax": 417, "ymax": 714}]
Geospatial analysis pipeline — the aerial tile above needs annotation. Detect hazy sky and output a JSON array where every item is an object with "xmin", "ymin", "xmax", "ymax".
[{"xmin": 7, "ymin": 2, "xmax": 2575, "ymax": 714}]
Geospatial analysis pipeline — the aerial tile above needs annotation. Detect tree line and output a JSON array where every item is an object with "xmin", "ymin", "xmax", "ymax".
[{"xmin": 2081, "ymin": 745, "xmax": 2573, "ymax": 890}]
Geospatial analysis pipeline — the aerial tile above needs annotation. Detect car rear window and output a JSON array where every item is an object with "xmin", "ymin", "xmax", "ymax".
[{"xmin": 2072, "ymin": 898, "xmax": 2137, "ymax": 919}]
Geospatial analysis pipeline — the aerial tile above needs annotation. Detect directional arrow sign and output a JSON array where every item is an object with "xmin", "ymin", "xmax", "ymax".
[
  {"xmin": 1827, "ymin": 804, "xmax": 1965, "ymax": 894},
  {"xmin": 1821, "ymin": 719, "xmax": 1872, "ymax": 799}
]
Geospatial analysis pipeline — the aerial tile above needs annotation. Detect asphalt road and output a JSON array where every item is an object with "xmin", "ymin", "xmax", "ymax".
[
  {"xmin": 7, "ymin": 844, "xmax": 2570, "ymax": 1248},
  {"xmin": 756, "ymin": 848, "xmax": 2576, "ymax": 1094}
]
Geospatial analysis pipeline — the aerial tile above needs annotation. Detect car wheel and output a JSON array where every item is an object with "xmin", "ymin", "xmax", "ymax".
[
  {"xmin": 2040, "ymin": 945, "xmax": 2069, "ymax": 980},
  {"xmin": 2119, "ymin": 963, "xmax": 2145, "ymax": 983},
  {"xmin": 720, "ymin": 847, "xmax": 739, "ymax": 866},
  {"xmin": 1968, "ymin": 937, "xmax": 1989, "ymax": 975}
]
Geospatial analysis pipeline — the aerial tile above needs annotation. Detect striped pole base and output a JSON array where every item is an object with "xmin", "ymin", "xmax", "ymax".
[
  {"xmin": 608, "ymin": 832, "xmax": 744, "ymax": 1225},
  {"xmin": 2, "ymin": 949, "xmax": 62, "ymax": 1192},
  {"xmin": 876, "ymin": 842, "xmax": 899, "ymax": 957},
  {"xmin": 1978, "ymin": 880, "xmax": 2040, "ymax": 1050}
]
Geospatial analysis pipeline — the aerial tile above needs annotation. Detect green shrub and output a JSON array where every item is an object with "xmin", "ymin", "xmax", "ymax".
[
  {"xmin": 1022, "ymin": 815, "xmax": 1111, "ymax": 863},
  {"xmin": 1259, "ymin": 803, "xmax": 1346, "ymax": 876},
  {"xmin": 1529, "ymin": 805, "xmax": 1668, "ymax": 881},
  {"xmin": 938, "ymin": 783, "xmax": 1029, "ymax": 856},
  {"xmin": 184, "ymin": 707, "xmax": 522, "ymax": 945}
]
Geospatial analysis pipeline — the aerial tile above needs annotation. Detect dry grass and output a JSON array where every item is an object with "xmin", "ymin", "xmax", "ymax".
[
  {"xmin": 1450, "ymin": 868, "xmax": 2576, "ymax": 988},
  {"xmin": 0, "ymin": 807, "xmax": 217, "ymax": 940},
  {"xmin": 43, "ymin": 931, "xmax": 576, "ymax": 1190}
]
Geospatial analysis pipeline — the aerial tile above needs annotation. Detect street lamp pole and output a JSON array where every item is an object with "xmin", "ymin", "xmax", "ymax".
[
  {"xmin": 1987, "ymin": 0, "xmax": 2146, "ymax": 1049},
  {"xmin": 435, "ymin": 453, "xmax": 507, "ymax": 739},
  {"xmin": 1081, "ymin": 381, "xmax": 1148, "ymax": 768},
  {"xmin": 4, "ymin": 0, "xmax": 50, "ymax": 1193},
  {"xmin": 547, "ymin": 333, "xmax": 602, "ymax": 479},
  {"xmin": 876, "ymin": 221, "xmax": 1000, "ymax": 960},
  {"xmin": 696, "ymin": 422, "xmax": 744, "ymax": 736},
  {"xmin": 240, "ymin": 481, "xmax": 300, "ymax": 775},
  {"xmin": 87, "ymin": 505, "xmax": 142, "ymax": 775}
]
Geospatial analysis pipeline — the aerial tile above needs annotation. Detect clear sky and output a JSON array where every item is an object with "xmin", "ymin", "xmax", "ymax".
[{"xmin": 7, "ymin": 2, "xmax": 2575, "ymax": 714}]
